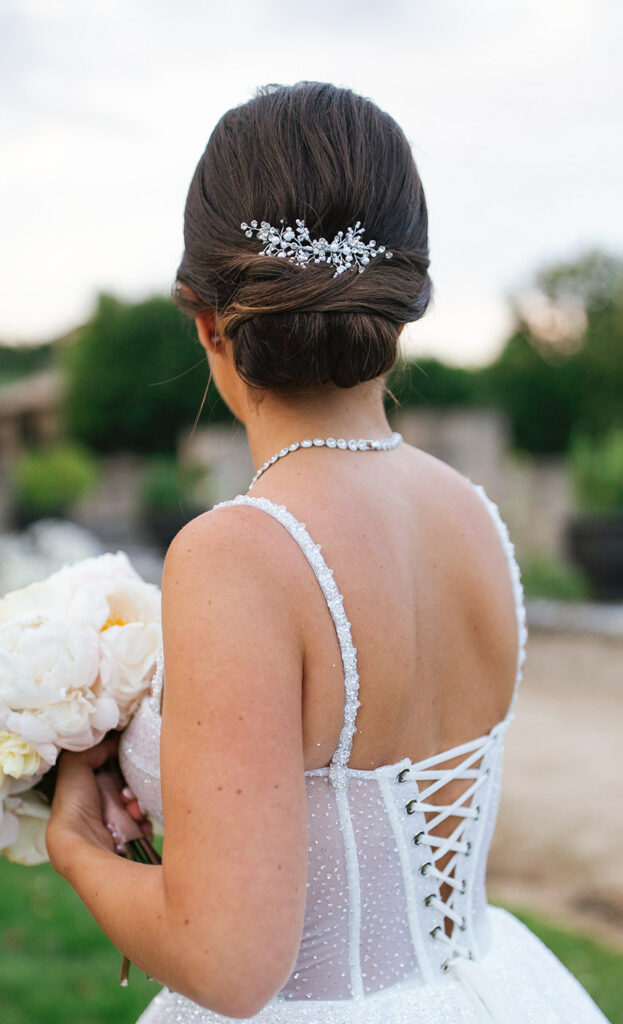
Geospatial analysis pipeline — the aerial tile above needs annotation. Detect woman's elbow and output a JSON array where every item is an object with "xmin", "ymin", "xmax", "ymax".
[
  {"xmin": 176, "ymin": 941, "xmax": 298, "ymax": 1018},
  {"xmin": 209, "ymin": 989, "xmax": 279, "ymax": 1020},
  {"xmin": 182, "ymin": 973, "xmax": 286, "ymax": 1019}
]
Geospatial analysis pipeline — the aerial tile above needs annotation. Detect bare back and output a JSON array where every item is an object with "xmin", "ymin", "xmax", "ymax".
[{"xmin": 250, "ymin": 442, "xmax": 520, "ymax": 772}]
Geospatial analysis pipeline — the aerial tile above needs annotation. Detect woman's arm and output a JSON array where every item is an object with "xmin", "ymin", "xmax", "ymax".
[{"xmin": 48, "ymin": 506, "xmax": 309, "ymax": 1017}]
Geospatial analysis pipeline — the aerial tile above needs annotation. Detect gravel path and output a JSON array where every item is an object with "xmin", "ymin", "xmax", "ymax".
[{"xmin": 488, "ymin": 630, "xmax": 623, "ymax": 949}]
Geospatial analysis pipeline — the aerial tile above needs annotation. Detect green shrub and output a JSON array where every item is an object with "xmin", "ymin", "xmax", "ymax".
[
  {"xmin": 12, "ymin": 444, "xmax": 98, "ymax": 517},
  {"xmin": 385, "ymin": 356, "xmax": 480, "ymax": 410},
  {"xmin": 139, "ymin": 457, "xmax": 204, "ymax": 512},
  {"xmin": 569, "ymin": 429, "xmax": 623, "ymax": 512},
  {"xmin": 520, "ymin": 554, "xmax": 591, "ymax": 601},
  {"xmin": 63, "ymin": 294, "xmax": 232, "ymax": 454},
  {"xmin": 0, "ymin": 342, "xmax": 54, "ymax": 385}
]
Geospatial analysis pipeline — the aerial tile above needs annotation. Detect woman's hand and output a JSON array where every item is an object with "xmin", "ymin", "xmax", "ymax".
[
  {"xmin": 46, "ymin": 734, "xmax": 120, "ymax": 875},
  {"xmin": 120, "ymin": 785, "xmax": 152, "ymax": 838}
]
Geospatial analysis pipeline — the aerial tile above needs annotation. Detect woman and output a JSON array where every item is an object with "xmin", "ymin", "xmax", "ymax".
[{"xmin": 46, "ymin": 82, "xmax": 610, "ymax": 1023}]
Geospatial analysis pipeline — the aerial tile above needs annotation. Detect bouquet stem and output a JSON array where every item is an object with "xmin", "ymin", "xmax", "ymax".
[
  {"xmin": 119, "ymin": 835, "xmax": 162, "ymax": 986},
  {"xmin": 95, "ymin": 760, "xmax": 162, "ymax": 987}
]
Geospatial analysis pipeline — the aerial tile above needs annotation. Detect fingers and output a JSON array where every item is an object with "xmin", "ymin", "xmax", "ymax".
[
  {"xmin": 97, "ymin": 773, "xmax": 144, "ymax": 843},
  {"xmin": 62, "ymin": 734, "xmax": 119, "ymax": 772},
  {"xmin": 88, "ymin": 733, "xmax": 120, "ymax": 768},
  {"xmin": 105, "ymin": 820, "xmax": 126, "ymax": 855},
  {"xmin": 121, "ymin": 786, "xmax": 145, "ymax": 823}
]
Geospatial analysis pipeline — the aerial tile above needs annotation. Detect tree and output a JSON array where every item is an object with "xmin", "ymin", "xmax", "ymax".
[
  {"xmin": 480, "ymin": 327, "xmax": 585, "ymax": 454},
  {"xmin": 483, "ymin": 250, "xmax": 623, "ymax": 453},
  {"xmin": 0, "ymin": 342, "xmax": 54, "ymax": 385},
  {"xmin": 385, "ymin": 356, "xmax": 480, "ymax": 412},
  {"xmin": 63, "ymin": 294, "xmax": 231, "ymax": 453}
]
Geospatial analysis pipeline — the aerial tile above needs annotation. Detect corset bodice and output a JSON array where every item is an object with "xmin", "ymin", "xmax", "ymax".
[{"xmin": 119, "ymin": 484, "xmax": 527, "ymax": 1002}]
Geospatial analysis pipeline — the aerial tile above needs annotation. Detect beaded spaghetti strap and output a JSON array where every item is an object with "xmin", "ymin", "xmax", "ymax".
[
  {"xmin": 469, "ymin": 482, "xmax": 528, "ymax": 712},
  {"xmin": 211, "ymin": 495, "xmax": 361, "ymax": 779}
]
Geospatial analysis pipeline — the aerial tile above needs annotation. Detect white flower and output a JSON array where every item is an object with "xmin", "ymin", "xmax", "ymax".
[
  {"xmin": 0, "ymin": 551, "xmax": 163, "ymax": 869},
  {"xmin": 0, "ymin": 551, "xmax": 161, "ymax": 736},
  {"xmin": 0, "ymin": 782, "xmax": 50, "ymax": 866},
  {"xmin": 0, "ymin": 572, "xmax": 80, "ymax": 625},
  {"xmin": 0, "ymin": 612, "xmax": 119, "ymax": 756},
  {"xmin": 58, "ymin": 555, "xmax": 161, "ymax": 724},
  {"xmin": 60, "ymin": 554, "xmax": 162, "ymax": 724},
  {"xmin": 0, "ymin": 551, "xmax": 153, "ymax": 633},
  {"xmin": 0, "ymin": 774, "xmax": 19, "ymax": 851},
  {"xmin": 0, "ymin": 730, "xmax": 42, "ymax": 779},
  {"xmin": 100, "ymin": 620, "xmax": 161, "ymax": 726}
]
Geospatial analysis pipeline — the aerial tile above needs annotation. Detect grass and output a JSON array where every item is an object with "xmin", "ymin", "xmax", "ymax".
[
  {"xmin": 506, "ymin": 906, "xmax": 623, "ymax": 1023},
  {"xmin": 1, "ymin": 858, "xmax": 621, "ymax": 1022},
  {"xmin": 0, "ymin": 859, "xmax": 155, "ymax": 1024}
]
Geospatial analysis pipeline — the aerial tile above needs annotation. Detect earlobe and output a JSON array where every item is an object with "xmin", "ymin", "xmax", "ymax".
[{"xmin": 195, "ymin": 311, "xmax": 221, "ymax": 353}]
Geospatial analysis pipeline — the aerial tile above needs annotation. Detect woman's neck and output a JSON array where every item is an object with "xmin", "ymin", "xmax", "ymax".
[{"xmin": 242, "ymin": 379, "xmax": 393, "ymax": 475}]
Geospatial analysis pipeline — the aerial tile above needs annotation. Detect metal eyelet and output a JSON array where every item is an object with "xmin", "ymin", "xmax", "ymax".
[
  {"xmin": 413, "ymin": 830, "xmax": 425, "ymax": 845},
  {"xmin": 465, "ymin": 840, "xmax": 472, "ymax": 856},
  {"xmin": 420, "ymin": 861, "xmax": 432, "ymax": 876},
  {"xmin": 460, "ymin": 878, "xmax": 467, "ymax": 894},
  {"xmin": 459, "ymin": 916, "xmax": 467, "ymax": 931},
  {"xmin": 440, "ymin": 959, "xmax": 451, "ymax": 972},
  {"xmin": 429, "ymin": 925, "xmax": 442, "ymax": 940},
  {"xmin": 474, "ymin": 804, "xmax": 481, "ymax": 820},
  {"xmin": 405, "ymin": 799, "xmax": 417, "ymax": 815},
  {"xmin": 397, "ymin": 768, "xmax": 410, "ymax": 783},
  {"xmin": 424, "ymin": 893, "xmax": 436, "ymax": 907}
]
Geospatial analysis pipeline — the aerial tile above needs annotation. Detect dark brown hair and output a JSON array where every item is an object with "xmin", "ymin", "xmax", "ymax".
[{"xmin": 173, "ymin": 82, "xmax": 432, "ymax": 392}]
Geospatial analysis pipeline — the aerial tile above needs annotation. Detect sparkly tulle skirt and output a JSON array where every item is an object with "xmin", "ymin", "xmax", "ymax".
[{"xmin": 135, "ymin": 907, "xmax": 610, "ymax": 1024}]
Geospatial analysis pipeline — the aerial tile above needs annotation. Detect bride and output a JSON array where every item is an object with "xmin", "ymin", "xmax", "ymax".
[{"xmin": 46, "ymin": 82, "xmax": 610, "ymax": 1023}]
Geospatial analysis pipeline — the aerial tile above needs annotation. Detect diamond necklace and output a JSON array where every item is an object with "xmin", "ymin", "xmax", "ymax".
[{"xmin": 249, "ymin": 431, "xmax": 403, "ymax": 489}]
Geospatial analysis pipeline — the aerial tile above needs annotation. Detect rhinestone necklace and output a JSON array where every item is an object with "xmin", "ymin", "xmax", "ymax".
[{"xmin": 249, "ymin": 431, "xmax": 403, "ymax": 489}]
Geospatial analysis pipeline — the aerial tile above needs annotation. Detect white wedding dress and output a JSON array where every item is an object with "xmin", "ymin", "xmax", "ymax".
[{"xmin": 119, "ymin": 485, "xmax": 611, "ymax": 1024}]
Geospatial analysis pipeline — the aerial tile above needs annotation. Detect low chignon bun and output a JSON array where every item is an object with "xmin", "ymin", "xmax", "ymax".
[{"xmin": 173, "ymin": 82, "xmax": 432, "ymax": 392}]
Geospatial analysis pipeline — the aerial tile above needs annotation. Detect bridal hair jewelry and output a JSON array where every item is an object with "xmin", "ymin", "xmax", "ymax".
[
  {"xmin": 249, "ymin": 432, "xmax": 403, "ymax": 489},
  {"xmin": 240, "ymin": 219, "xmax": 393, "ymax": 278}
]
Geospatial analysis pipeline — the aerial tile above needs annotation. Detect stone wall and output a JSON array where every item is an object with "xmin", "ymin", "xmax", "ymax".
[
  {"xmin": 178, "ymin": 423, "xmax": 254, "ymax": 504},
  {"xmin": 70, "ymin": 455, "xmax": 150, "ymax": 547}
]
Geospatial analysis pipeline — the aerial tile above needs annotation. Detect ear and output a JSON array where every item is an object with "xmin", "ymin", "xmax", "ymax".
[{"xmin": 194, "ymin": 310, "xmax": 221, "ymax": 354}]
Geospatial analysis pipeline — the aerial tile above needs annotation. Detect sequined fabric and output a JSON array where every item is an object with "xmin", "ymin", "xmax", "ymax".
[
  {"xmin": 135, "ymin": 910, "xmax": 608, "ymax": 1024},
  {"xmin": 119, "ymin": 486, "xmax": 610, "ymax": 1023}
]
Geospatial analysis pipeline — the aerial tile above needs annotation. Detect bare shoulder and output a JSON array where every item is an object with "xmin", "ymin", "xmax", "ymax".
[
  {"xmin": 162, "ymin": 501, "xmax": 307, "ymax": 629},
  {"xmin": 402, "ymin": 443, "xmax": 506, "ymax": 540},
  {"xmin": 166, "ymin": 500, "xmax": 291, "ymax": 568}
]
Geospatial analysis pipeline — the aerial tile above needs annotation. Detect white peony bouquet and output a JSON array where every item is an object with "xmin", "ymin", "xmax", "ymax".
[{"xmin": 0, "ymin": 552, "xmax": 161, "ymax": 866}]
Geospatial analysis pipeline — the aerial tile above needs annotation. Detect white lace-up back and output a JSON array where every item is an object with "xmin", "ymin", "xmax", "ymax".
[{"xmin": 120, "ymin": 480, "xmax": 612, "ymax": 1023}]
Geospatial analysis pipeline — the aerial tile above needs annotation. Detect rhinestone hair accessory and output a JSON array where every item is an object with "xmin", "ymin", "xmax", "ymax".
[{"xmin": 240, "ymin": 218, "xmax": 393, "ymax": 277}]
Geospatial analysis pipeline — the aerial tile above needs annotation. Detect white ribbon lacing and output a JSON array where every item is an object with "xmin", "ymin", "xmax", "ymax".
[{"xmin": 399, "ymin": 725, "xmax": 523, "ymax": 1022}]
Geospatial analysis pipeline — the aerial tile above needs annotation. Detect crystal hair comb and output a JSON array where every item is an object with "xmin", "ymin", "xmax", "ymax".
[{"xmin": 240, "ymin": 219, "xmax": 393, "ymax": 278}]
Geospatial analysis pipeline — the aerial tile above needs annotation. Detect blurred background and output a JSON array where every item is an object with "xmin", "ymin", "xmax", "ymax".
[{"xmin": 1, "ymin": 1, "xmax": 622, "ymax": 1021}]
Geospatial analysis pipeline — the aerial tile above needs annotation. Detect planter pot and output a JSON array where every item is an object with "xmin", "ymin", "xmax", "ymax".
[
  {"xmin": 144, "ymin": 506, "xmax": 205, "ymax": 551},
  {"xmin": 566, "ymin": 513, "xmax": 623, "ymax": 601},
  {"xmin": 11, "ymin": 506, "xmax": 70, "ymax": 531}
]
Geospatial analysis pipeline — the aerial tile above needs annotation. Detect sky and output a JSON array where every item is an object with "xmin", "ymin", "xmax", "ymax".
[{"xmin": 1, "ymin": 0, "xmax": 622, "ymax": 365}]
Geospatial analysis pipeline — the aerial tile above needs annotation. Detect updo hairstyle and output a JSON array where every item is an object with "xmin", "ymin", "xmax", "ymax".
[{"xmin": 173, "ymin": 82, "xmax": 432, "ymax": 392}]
